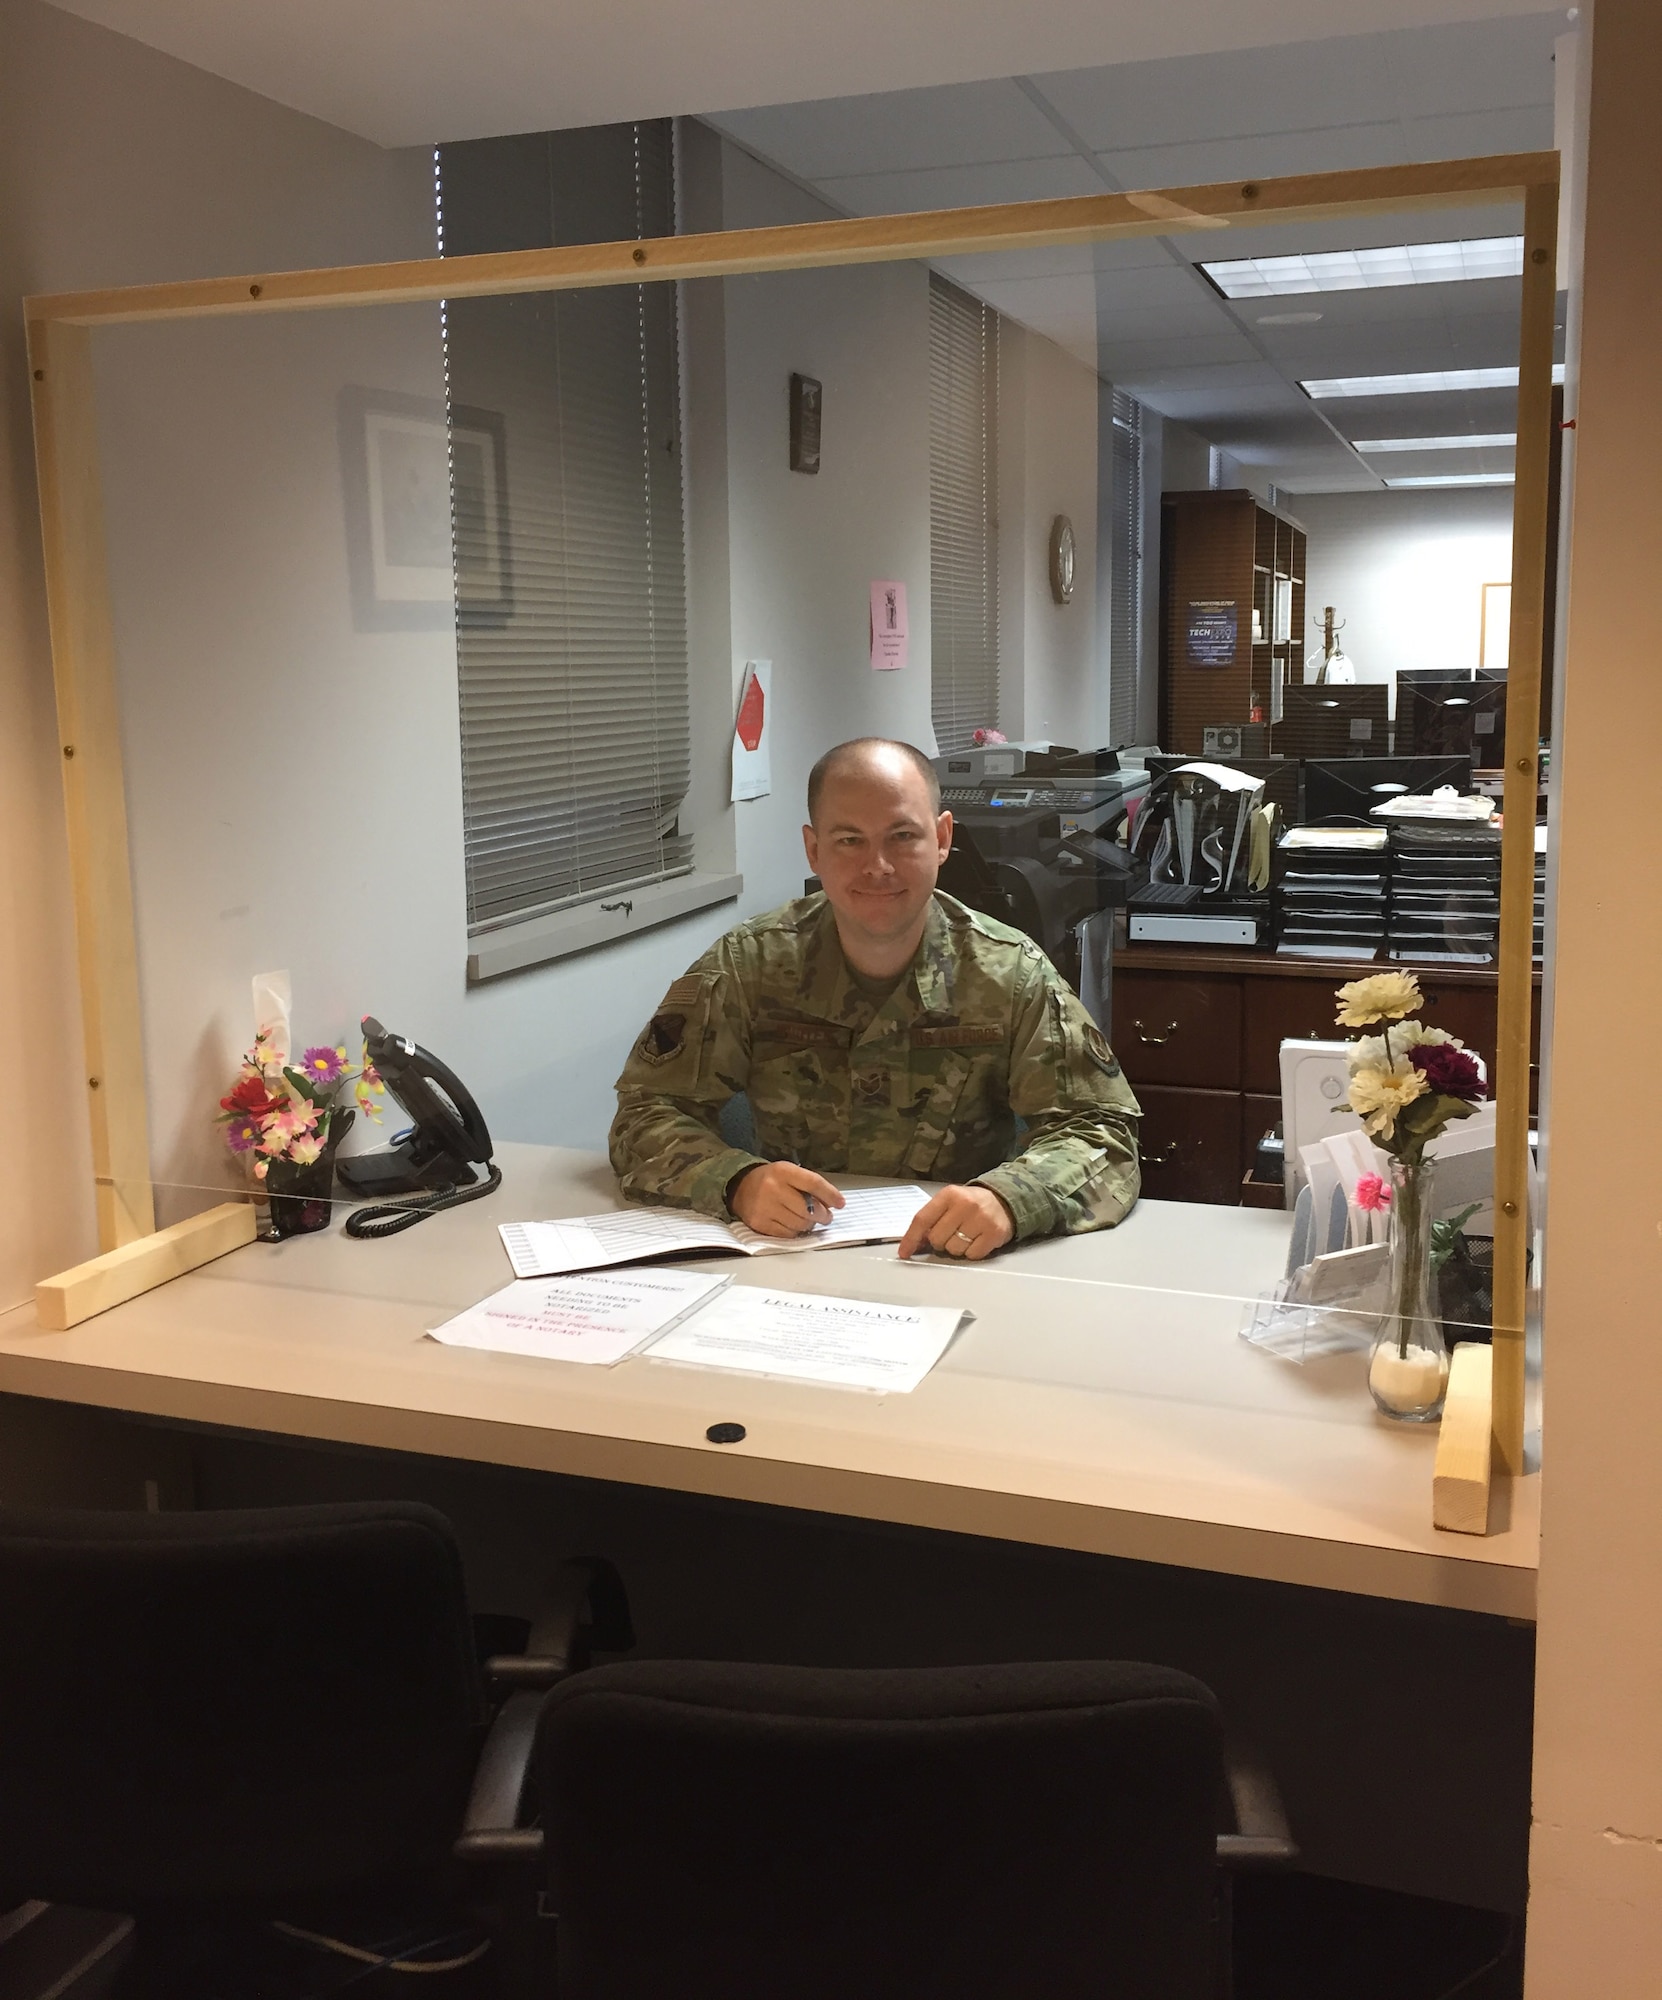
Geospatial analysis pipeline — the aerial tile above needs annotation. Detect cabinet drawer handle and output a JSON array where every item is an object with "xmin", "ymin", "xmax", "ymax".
[
  {"xmin": 1143, "ymin": 1141, "xmax": 1180, "ymax": 1166},
  {"xmin": 1135, "ymin": 1018, "xmax": 1181, "ymax": 1046}
]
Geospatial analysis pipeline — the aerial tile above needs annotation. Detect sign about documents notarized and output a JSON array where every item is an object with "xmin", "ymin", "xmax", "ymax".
[{"xmin": 1187, "ymin": 599, "xmax": 1239, "ymax": 667}]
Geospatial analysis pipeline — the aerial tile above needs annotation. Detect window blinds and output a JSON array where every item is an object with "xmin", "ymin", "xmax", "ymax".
[
  {"xmin": 1107, "ymin": 389, "xmax": 1144, "ymax": 747},
  {"xmin": 928, "ymin": 275, "xmax": 1000, "ymax": 754},
  {"xmin": 439, "ymin": 123, "xmax": 691, "ymax": 934}
]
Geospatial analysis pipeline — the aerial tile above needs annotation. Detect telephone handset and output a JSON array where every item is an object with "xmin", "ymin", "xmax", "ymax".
[{"xmin": 340, "ymin": 1016, "xmax": 502, "ymax": 1238}]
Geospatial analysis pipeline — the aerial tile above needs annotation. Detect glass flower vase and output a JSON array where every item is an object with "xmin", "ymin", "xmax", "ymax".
[
  {"xmin": 261, "ymin": 1109, "xmax": 353, "ymax": 1241},
  {"xmin": 1366, "ymin": 1158, "xmax": 1450, "ymax": 1423}
]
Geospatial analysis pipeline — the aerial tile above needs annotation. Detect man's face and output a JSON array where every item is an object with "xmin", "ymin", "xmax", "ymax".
[{"xmin": 803, "ymin": 755, "xmax": 953, "ymax": 953}]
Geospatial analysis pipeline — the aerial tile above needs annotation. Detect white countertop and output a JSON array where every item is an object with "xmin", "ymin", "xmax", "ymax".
[{"xmin": 0, "ymin": 1143, "xmax": 1538, "ymax": 1618}]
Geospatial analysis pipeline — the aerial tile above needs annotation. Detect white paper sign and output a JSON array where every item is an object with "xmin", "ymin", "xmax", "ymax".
[
  {"xmin": 648, "ymin": 1285, "xmax": 966, "ymax": 1393},
  {"xmin": 869, "ymin": 581, "xmax": 908, "ymax": 671},
  {"xmin": 430, "ymin": 1267, "xmax": 733, "ymax": 1367},
  {"xmin": 731, "ymin": 659, "xmax": 772, "ymax": 801}
]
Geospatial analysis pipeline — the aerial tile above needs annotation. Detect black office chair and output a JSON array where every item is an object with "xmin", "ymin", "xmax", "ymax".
[
  {"xmin": 473, "ymin": 1656, "xmax": 1295, "ymax": 1999},
  {"xmin": 0, "ymin": 1502, "xmax": 627, "ymax": 1994}
]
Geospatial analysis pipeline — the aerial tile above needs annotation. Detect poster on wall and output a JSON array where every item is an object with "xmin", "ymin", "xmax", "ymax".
[
  {"xmin": 870, "ymin": 581, "xmax": 909, "ymax": 670},
  {"xmin": 1186, "ymin": 599, "xmax": 1239, "ymax": 667},
  {"xmin": 731, "ymin": 660, "xmax": 772, "ymax": 803}
]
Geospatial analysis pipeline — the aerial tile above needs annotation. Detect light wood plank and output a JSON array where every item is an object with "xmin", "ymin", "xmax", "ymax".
[
  {"xmin": 26, "ymin": 153, "xmax": 1558, "ymax": 328},
  {"xmin": 1434, "ymin": 1342, "xmax": 1495, "ymax": 1536},
  {"xmin": 1491, "ymin": 176, "xmax": 1561, "ymax": 1476},
  {"xmin": 36, "ymin": 1202, "xmax": 256, "ymax": 1331},
  {"xmin": 25, "ymin": 318, "xmax": 154, "ymax": 1250}
]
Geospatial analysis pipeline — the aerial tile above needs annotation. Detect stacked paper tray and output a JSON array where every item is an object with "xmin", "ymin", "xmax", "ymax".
[
  {"xmin": 1386, "ymin": 819, "xmax": 1502, "ymax": 964},
  {"xmin": 1274, "ymin": 825, "xmax": 1388, "ymax": 960}
]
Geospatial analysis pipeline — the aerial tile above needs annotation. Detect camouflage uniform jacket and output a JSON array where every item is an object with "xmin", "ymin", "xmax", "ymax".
[{"xmin": 608, "ymin": 892, "xmax": 1141, "ymax": 1241}]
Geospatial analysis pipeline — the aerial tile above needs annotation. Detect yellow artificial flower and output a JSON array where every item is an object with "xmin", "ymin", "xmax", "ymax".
[
  {"xmin": 1335, "ymin": 971, "xmax": 1423, "ymax": 1028},
  {"xmin": 1347, "ymin": 1061, "xmax": 1430, "ymax": 1140}
]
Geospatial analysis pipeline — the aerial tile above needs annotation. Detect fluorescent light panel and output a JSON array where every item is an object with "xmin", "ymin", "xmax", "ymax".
[
  {"xmin": 1353, "ymin": 432, "xmax": 1517, "ymax": 453},
  {"xmin": 1202, "ymin": 235, "xmax": 1523, "ymax": 299},
  {"xmin": 1303, "ymin": 364, "xmax": 1565, "ymax": 398},
  {"xmin": 1384, "ymin": 473, "xmax": 1516, "ymax": 488}
]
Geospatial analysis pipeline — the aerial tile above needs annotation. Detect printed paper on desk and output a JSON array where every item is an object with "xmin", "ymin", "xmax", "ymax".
[
  {"xmin": 731, "ymin": 659, "xmax": 772, "ymax": 802},
  {"xmin": 647, "ymin": 1286, "xmax": 966, "ymax": 1393},
  {"xmin": 869, "ymin": 581, "xmax": 908, "ymax": 670},
  {"xmin": 430, "ymin": 1267, "xmax": 733, "ymax": 1367},
  {"xmin": 500, "ymin": 1185, "xmax": 932, "ymax": 1280}
]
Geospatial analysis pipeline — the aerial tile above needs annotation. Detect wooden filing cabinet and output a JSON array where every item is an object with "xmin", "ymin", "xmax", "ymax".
[{"xmin": 1112, "ymin": 945, "xmax": 1540, "ymax": 1207}]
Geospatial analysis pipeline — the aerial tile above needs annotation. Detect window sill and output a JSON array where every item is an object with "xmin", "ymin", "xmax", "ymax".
[{"xmin": 466, "ymin": 871, "xmax": 744, "ymax": 983}]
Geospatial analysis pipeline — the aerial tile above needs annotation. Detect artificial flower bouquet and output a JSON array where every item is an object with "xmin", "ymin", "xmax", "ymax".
[
  {"xmin": 1333, "ymin": 970, "xmax": 1487, "ymax": 1420},
  {"xmin": 218, "ymin": 1030, "xmax": 383, "ymax": 1195},
  {"xmin": 1336, "ymin": 970, "xmax": 1486, "ymax": 1162}
]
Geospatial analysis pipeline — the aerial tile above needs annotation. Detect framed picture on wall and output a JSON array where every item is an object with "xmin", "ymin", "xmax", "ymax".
[{"xmin": 339, "ymin": 386, "xmax": 512, "ymax": 630}]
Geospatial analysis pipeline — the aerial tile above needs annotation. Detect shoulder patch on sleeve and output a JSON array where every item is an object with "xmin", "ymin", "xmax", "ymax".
[
  {"xmin": 1082, "ymin": 1023, "xmax": 1122, "ymax": 1078},
  {"xmin": 662, "ymin": 973, "xmax": 706, "ymax": 1008}
]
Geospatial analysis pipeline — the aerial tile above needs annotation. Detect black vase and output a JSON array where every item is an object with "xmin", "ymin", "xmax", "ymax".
[{"xmin": 262, "ymin": 1109, "xmax": 354, "ymax": 1240}]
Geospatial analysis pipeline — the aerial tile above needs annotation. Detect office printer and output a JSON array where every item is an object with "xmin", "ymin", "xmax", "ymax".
[{"xmin": 931, "ymin": 746, "xmax": 1149, "ymax": 979}]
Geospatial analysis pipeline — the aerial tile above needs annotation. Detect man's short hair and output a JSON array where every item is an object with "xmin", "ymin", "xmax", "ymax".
[{"xmin": 806, "ymin": 738, "xmax": 942, "ymax": 824}]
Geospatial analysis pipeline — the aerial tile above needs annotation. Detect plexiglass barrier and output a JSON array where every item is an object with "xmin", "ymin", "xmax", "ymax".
[{"xmin": 59, "ymin": 189, "xmax": 1546, "ymax": 1465}]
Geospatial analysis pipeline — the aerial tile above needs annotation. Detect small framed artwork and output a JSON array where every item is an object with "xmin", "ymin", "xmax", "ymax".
[
  {"xmin": 339, "ymin": 386, "xmax": 512, "ymax": 630},
  {"xmin": 789, "ymin": 373, "xmax": 822, "ymax": 474}
]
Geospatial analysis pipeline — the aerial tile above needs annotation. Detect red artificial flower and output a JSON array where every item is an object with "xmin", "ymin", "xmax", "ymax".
[
  {"xmin": 219, "ymin": 1074, "xmax": 280, "ymax": 1117},
  {"xmin": 1411, "ymin": 1042, "xmax": 1485, "ymax": 1102}
]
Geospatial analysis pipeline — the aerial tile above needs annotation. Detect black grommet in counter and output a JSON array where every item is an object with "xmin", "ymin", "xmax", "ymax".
[{"xmin": 706, "ymin": 1422, "xmax": 746, "ymax": 1445}]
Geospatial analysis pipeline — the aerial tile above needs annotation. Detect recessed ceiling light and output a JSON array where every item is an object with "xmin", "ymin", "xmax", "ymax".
[
  {"xmin": 1353, "ymin": 432, "xmax": 1517, "ymax": 453},
  {"xmin": 1257, "ymin": 310, "xmax": 1324, "ymax": 326},
  {"xmin": 1302, "ymin": 365, "xmax": 1566, "ymax": 398},
  {"xmin": 1384, "ymin": 472, "xmax": 1517, "ymax": 488},
  {"xmin": 1202, "ymin": 235, "xmax": 1524, "ymax": 299}
]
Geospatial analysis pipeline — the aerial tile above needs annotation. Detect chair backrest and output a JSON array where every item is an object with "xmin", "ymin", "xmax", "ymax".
[
  {"xmin": 0, "ymin": 1501, "xmax": 481, "ymax": 1912},
  {"xmin": 536, "ymin": 1658, "xmax": 1224, "ymax": 2000}
]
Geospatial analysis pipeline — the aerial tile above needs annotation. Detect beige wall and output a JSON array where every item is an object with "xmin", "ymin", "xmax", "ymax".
[
  {"xmin": 1526, "ymin": 0, "xmax": 1662, "ymax": 1988},
  {"xmin": 996, "ymin": 321, "xmax": 1103, "ymax": 749},
  {"xmin": 0, "ymin": 0, "xmax": 434, "ymax": 1309}
]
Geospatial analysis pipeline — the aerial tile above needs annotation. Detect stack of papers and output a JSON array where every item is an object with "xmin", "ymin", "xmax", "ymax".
[
  {"xmin": 1275, "ymin": 825, "xmax": 1388, "ymax": 960},
  {"xmin": 499, "ymin": 1185, "xmax": 931, "ymax": 1280}
]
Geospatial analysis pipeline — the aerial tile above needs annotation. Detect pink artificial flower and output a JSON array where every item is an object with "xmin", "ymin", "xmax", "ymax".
[
  {"xmin": 1355, "ymin": 1172, "xmax": 1392, "ymax": 1213},
  {"xmin": 289, "ymin": 1133, "xmax": 324, "ymax": 1167},
  {"xmin": 253, "ymin": 1159, "xmax": 269, "ymax": 1181}
]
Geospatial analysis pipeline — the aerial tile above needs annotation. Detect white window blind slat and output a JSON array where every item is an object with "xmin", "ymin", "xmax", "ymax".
[
  {"xmin": 440, "ymin": 122, "xmax": 692, "ymax": 933},
  {"xmin": 929, "ymin": 274, "xmax": 1000, "ymax": 754}
]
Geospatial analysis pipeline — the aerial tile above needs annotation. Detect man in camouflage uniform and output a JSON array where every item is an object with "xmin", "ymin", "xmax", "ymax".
[{"xmin": 610, "ymin": 737, "xmax": 1140, "ymax": 1258}]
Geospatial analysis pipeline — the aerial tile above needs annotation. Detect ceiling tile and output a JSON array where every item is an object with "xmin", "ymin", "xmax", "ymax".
[
  {"xmin": 1403, "ymin": 103, "xmax": 1554, "ymax": 161},
  {"xmin": 814, "ymin": 154, "xmax": 1105, "ymax": 216},
  {"xmin": 706, "ymin": 79, "xmax": 1072, "ymax": 180},
  {"xmin": 1377, "ymin": 12, "xmax": 1561, "ymax": 118},
  {"xmin": 1096, "ymin": 120, "xmax": 1410, "ymax": 196}
]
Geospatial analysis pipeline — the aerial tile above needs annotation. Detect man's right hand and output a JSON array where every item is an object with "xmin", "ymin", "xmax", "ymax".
[{"xmin": 728, "ymin": 1162, "xmax": 846, "ymax": 1237}]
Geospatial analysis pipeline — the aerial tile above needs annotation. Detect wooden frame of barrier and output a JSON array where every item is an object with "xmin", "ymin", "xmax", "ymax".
[{"xmin": 24, "ymin": 150, "xmax": 1558, "ymax": 1495}]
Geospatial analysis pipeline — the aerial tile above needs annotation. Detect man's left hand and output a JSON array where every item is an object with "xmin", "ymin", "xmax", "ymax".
[{"xmin": 898, "ymin": 1184, "xmax": 1015, "ymax": 1261}]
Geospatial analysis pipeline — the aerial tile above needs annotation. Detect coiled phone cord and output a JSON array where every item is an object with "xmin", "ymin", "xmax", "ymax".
[{"xmin": 343, "ymin": 1160, "xmax": 504, "ymax": 1240}]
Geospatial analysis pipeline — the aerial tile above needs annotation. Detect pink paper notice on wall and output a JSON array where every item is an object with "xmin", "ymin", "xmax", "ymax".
[{"xmin": 869, "ymin": 581, "xmax": 909, "ymax": 670}]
